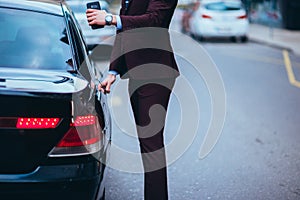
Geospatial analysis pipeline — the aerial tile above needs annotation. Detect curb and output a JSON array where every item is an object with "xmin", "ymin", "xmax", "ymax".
[{"xmin": 249, "ymin": 37, "xmax": 294, "ymax": 54}]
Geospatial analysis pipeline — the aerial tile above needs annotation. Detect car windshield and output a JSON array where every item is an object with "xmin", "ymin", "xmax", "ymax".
[
  {"xmin": 205, "ymin": 2, "xmax": 242, "ymax": 11},
  {"xmin": 0, "ymin": 8, "xmax": 72, "ymax": 70}
]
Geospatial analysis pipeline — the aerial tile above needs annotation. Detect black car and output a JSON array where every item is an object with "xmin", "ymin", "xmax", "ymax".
[{"xmin": 0, "ymin": 0, "xmax": 111, "ymax": 199}]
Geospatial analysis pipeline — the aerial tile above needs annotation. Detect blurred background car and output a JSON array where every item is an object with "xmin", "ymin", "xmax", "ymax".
[
  {"xmin": 0, "ymin": 0, "xmax": 111, "ymax": 199},
  {"xmin": 66, "ymin": 0, "xmax": 116, "ymax": 49},
  {"xmin": 187, "ymin": 0, "xmax": 249, "ymax": 42}
]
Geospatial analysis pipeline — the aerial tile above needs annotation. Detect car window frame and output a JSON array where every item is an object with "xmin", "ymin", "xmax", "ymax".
[{"xmin": 63, "ymin": 7, "xmax": 98, "ymax": 83}]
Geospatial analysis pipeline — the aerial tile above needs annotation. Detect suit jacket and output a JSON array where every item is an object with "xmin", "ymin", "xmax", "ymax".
[{"xmin": 109, "ymin": 0, "xmax": 180, "ymax": 80}]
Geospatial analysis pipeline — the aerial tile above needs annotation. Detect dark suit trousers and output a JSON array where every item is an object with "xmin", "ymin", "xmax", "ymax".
[{"xmin": 128, "ymin": 78, "xmax": 175, "ymax": 200}]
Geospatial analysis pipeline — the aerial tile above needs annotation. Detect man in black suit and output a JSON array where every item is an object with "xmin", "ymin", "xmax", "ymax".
[{"xmin": 87, "ymin": 0, "xmax": 179, "ymax": 199}]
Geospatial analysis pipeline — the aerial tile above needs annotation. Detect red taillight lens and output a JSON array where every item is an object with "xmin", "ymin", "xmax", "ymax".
[
  {"xmin": 237, "ymin": 15, "xmax": 247, "ymax": 19},
  {"xmin": 74, "ymin": 115, "xmax": 96, "ymax": 126},
  {"xmin": 16, "ymin": 118, "xmax": 60, "ymax": 129},
  {"xmin": 0, "ymin": 117, "xmax": 61, "ymax": 129},
  {"xmin": 56, "ymin": 115, "xmax": 101, "ymax": 147},
  {"xmin": 48, "ymin": 114, "xmax": 104, "ymax": 157},
  {"xmin": 202, "ymin": 14, "xmax": 212, "ymax": 19}
]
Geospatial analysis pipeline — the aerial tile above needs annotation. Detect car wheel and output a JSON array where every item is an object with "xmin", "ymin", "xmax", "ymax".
[
  {"xmin": 192, "ymin": 34, "xmax": 204, "ymax": 42},
  {"xmin": 198, "ymin": 36, "xmax": 204, "ymax": 42},
  {"xmin": 241, "ymin": 36, "xmax": 248, "ymax": 43},
  {"xmin": 190, "ymin": 33, "xmax": 196, "ymax": 39},
  {"xmin": 230, "ymin": 36, "xmax": 237, "ymax": 42}
]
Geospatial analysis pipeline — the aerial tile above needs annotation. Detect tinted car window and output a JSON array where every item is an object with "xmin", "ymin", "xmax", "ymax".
[
  {"xmin": 0, "ymin": 8, "xmax": 72, "ymax": 70},
  {"xmin": 66, "ymin": 14, "xmax": 92, "ymax": 81},
  {"xmin": 67, "ymin": 16, "xmax": 85, "ymax": 66},
  {"xmin": 205, "ymin": 2, "xmax": 242, "ymax": 11}
]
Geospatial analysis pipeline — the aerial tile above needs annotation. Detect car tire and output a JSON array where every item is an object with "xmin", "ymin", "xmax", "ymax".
[
  {"xmin": 241, "ymin": 36, "xmax": 248, "ymax": 43},
  {"xmin": 190, "ymin": 33, "xmax": 196, "ymax": 39},
  {"xmin": 230, "ymin": 36, "xmax": 237, "ymax": 43},
  {"xmin": 197, "ymin": 35, "xmax": 204, "ymax": 42},
  {"xmin": 192, "ymin": 34, "xmax": 204, "ymax": 42}
]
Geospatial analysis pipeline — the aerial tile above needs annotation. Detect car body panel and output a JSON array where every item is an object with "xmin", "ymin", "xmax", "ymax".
[{"xmin": 0, "ymin": 68, "xmax": 88, "ymax": 93}]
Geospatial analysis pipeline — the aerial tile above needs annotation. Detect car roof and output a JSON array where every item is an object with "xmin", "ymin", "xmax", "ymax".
[{"xmin": 0, "ymin": 0, "xmax": 65, "ymax": 16}]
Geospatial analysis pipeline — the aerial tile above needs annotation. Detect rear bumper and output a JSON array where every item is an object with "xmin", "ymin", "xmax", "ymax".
[
  {"xmin": 192, "ymin": 20, "xmax": 249, "ymax": 37},
  {"xmin": 0, "ymin": 161, "xmax": 105, "ymax": 200},
  {"xmin": 0, "ymin": 179, "xmax": 100, "ymax": 200}
]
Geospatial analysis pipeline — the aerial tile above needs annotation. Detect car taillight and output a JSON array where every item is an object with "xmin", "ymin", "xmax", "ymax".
[
  {"xmin": 48, "ymin": 114, "xmax": 103, "ymax": 157},
  {"xmin": 57, "ymin": 115, "xmax": 100, "ymax": 147},
  {"xmin": 17, "ymin": 118, "xmax": 60, "ymax": 129},
  {"xmin": 202, "ymin": 14, "xmax": 212, "ymax": 19},
  {"xmin": 237, "ymin": 15, "xmax": 247, "ymax": 19},
  {"xmin": 0, "ymin": 117, "xmax": 61, "ymax": 129}
]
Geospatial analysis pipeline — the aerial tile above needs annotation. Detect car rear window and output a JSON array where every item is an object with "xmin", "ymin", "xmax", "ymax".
[
  {"xmin": 205, "ymin": 2, "xmax": 242, "ymax": 11},
  {"xmin": 0, "ymin": 8, "xmax": 72, "ymax": 70}
]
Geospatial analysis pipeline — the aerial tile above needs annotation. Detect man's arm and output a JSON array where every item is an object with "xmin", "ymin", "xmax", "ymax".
[
  {"xmin": 120, "ymin": 0, "xmax": 177, "ymax": 30},
  {"xmin": 86, "ymin": 9, "xmax": 118, "ymax": 27},
  {"xmin": 86, "ymin": 10, "xmax": 121, "ymax": 93}
]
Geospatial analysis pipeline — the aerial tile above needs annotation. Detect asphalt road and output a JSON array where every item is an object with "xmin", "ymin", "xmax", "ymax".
[{"xmin": 102, "ymin": 10, "xmax": 300, "ymax": 200}]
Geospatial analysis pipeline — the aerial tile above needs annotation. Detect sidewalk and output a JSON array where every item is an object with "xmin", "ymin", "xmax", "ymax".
[{"xmin": 248, "ymin": 23, "xmax": 300, "ymax": 56}]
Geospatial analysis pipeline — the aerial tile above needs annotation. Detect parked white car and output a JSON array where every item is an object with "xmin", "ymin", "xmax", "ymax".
[{"xmin": 189, "ymin": 0, "xmax": 249, "ymax": 42}]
